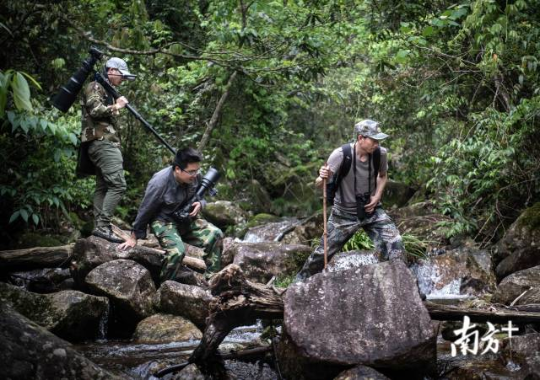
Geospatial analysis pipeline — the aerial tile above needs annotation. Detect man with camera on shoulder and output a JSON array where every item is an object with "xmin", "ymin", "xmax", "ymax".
[
  {"xmin": 295, "ymin": 119, "xmax": 405, "ymax": 281},
  {"xmin": 118, "ymin": 148, "xmax": 224, "ymax": 281},
  {"xmin": 82, "ymin": 57, "xmax": 134, "ymax": 243}
]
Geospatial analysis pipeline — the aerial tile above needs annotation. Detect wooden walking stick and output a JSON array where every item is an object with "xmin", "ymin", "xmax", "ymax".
[{"xmin": 322, "ymin": 167, "xmax": 328, "ymax": 268}]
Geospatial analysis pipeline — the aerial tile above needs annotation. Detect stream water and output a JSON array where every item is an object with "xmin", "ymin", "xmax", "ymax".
[{"xmin": 75, "ymin": 323, "xmax": 278, "ymax": 379}]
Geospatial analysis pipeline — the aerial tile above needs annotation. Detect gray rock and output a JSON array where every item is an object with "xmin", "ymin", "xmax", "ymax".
[
  {"xmin": 8, "ymin": 267, "xmax": 72, "ymax": 293},
  {"xmin": 133, "ymin": 313, "xmax": 202, "ymax": 343},
  {"xmin": 230, "ymin": 241, "xmax": 312, "ymax": 283},
  {"xmin": 85, "ymin": 259, "xmax": 156, "ymax": 327},
  {"xmin": 326, "ymin": 250, "xmax": 381, "ymax": 272},
  {"xmin": 280, "ymin": 260, "xmax": 436, "ymax": 379},
  {"xmin": 0, "ymin": 282, "xmax": 108, "ymax": 342},
  {"xmin": 0, "ymin": 304, "xmax": 126, "ymax": 379},
  {"xmin": 500, "ymin": 333, "xmax": 540, "ymax": 377},
  {"xmin": 495, "ymin": 202, "xmax": 540, "ymax": 280},
  {"xmin": 492, "ymin": 265, "xmax": 540, "ymax": 305},
  {"xmin": 334, "ymin": 365, "xmax": 391, "ymax": 380},
  {"xmin": 410, "ymin": 246, "xmax": 496, "ymax": 298},
  {"xmin": 71, "ymin": 236, "xmax": 164, "ymax": 286},
  {"xmin": 202, "ymin": 200, "xmax": 248, "ymax": 228},
  {"xmin": 243, "ymin": 217, "xmax": 300, "ymax": 243},
  {"xmin": 156, "ymin": 281, "xmax": 214, "ymax": 329}
]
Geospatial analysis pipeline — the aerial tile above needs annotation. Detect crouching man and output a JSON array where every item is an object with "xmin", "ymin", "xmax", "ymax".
[{"xmin": 118, "ymin": 147, "xmax": 224, "ymax": 280}]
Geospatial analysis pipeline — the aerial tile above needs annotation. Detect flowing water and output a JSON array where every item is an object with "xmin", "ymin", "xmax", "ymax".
[{"xmin": 74, "ymin": 322, "xmax": 277, "ymax": 379}]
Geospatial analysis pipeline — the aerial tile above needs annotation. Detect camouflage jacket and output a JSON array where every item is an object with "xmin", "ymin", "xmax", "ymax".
[{"xmin": 80, "ymin": 81, "xmax": 120, "ymax": 143}]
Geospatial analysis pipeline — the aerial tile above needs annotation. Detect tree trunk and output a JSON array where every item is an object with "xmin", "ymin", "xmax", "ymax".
[
  {"xmin": 0, "ymin": 244, "xmax": 74, "ymax": 270},
  {"xmin": 198, "ymin": 71, "xmax": 238, "ymax": 152}
]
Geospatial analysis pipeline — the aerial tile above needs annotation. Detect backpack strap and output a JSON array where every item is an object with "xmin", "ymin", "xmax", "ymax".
[
  {"xmin": 337, "ymin": 143, "xmax": 353, "ymax": 200},
  {"xmin": 372, "ymin": 146, "xmax": 381, "ymax": 192}
]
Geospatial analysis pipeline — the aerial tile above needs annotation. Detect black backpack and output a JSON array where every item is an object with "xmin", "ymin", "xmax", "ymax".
[{"xmin": 326, "ymin": 144, "xmax": 380, "ymax": 205}]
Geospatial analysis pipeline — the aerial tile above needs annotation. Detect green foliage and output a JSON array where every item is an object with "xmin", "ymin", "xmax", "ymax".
[
  {"xmin": 342, "ymin": 230, "xmax": 374, "ymax": 252},
  {"xmin": 1, "ymin": 0, "xmax": 539, "ymax": 247}
]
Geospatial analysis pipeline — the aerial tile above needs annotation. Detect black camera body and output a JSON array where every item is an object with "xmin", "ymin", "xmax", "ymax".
[
  {"xmin": 172, "ymin": 167, "xmax": 220, "ymax": 224},
  {"xmin": 356, "ymin": 191, "xmax": 374, "ymax": 220}
]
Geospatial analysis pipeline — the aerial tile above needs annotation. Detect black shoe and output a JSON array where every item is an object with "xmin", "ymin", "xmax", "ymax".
[{"xmin": 92, "ymin": 226, "xmax": 125, "ymax": 244}]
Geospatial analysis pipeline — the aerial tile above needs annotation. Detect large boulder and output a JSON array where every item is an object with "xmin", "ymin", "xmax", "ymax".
[
  {"xmin": 326, "ymin": 250, "xmax": 382, "ymax": 272},
  {"xmin": 492, "ymin": 265, "xmax": 540, "ymax": 305},
  {"xmin": 85, "ymin": 259, "xmax": 156, "ymax": 335},
  {"xmin": 279, "ymin": 260, "xmax": 436, "ymax": 379},
  {"xmin": 225, "ymin": 241, "xmax": 312, "ymax": 283},
  {"xmin": 202, "ymin": 200, "xmax": 248, "ymax": 229},
  {"xmin": 0, "ymin": 304, "xmax": 126, "ymax": 380},
  {"xmin": 132, "ymin": 313, "xmax": 202, "ymax": 343},
  {"xmin": 495, "ymin": 202, "xmax": 540, "ymax": 280},
  {"xmin": 156, "ymin": 281, "xmax": 214, "ymax": 329},
  {"xmin": 71, "ymin": 236, "xmax": 163, "ymax": 286},
  {"xmin": 0, "ymin": 282, "xmax": 108, "ymax": 342},
  {"xmin": 410, "ymin": 246, "xmax": 496, "ymax": 298}
]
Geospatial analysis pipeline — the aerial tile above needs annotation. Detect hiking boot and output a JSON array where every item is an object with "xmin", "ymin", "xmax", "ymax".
[{"xmin": 92, "ymin": 225, "xmax": 125, "ymax": 244}]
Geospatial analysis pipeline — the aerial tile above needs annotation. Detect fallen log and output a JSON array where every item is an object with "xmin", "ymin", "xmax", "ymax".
[
  {"xmin": 425, "ymin": 302, "xmax": 540, "ymax": 324},
  {"xmin": 0, "ymin": 244, "xmax": 74, "ymax": 270}
]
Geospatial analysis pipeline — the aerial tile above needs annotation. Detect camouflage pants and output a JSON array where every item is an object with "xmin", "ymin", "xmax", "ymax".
[
  {"xmin": 296, "ymin": 206, "xmax": 405, "ymax": 281},
  {"xmin": 88, "ymin": 140, "xmax": 126, "ymax": 228},
  {"xmin": 151, "ymin": 218, "xmax": 224, "ymax": 281}
]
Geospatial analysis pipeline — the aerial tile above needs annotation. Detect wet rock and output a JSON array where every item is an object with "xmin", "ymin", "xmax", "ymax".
[
  {"xmin": 500, "ymin": 333, "xmax": 540, "ymax": 377},
  {"xmin": 410, "ymin": 246, "xmax": 496, "ymax": 298},
  {"xmin": 495, "ymin": 202, "xmax": 540, "ymax": 280},
  {"xmin": 383, "ymin": 179, "xmax": 415, "ymax": 209},
  {"xmin": 177, "ymin": 363, "xmax": 205, "ymax": 379},
  {"xmin": 492, "ymin": 265, "xmax": 540, "ymax": 305},
  {"xmin": 326, "ymin": 250, "xmax": 381, "ymax": 272},
  {"xmin": 440, "ymin": 355, "xmax": 518, "ymax": 380},
  {"xmin": 334, "ymin": 365, "xmax": 391, "ymax": 380},
  {"xmin": 229, "ymin": 241, "xmax": 312, "ymax": 283},
  {"xmin": 280, "ymin": 260, "xmax": 436, "ymax": 379},
  {"xmin": 0, "ymin": 282, "xmax": 108, "ymax": 342},
  {"xmin": 7, "ymin": 267, "xmax": 73, "ymax": 293},
  {"xmin": 133, "ymin": 313, "xmax": 202, "ymax": 343},
  {"xmin": 0, "ymin": 304, "xmax": 126, "ymax": 379},
  {"xmin": 156, "ymin": 281, "xmax": 214, "ymax": 329},
  {"xmin": 243, "ymin": 217, "xmax": 300, "ymax": 243},
  {"xmin": 85, "ymin": 259, "xmax": 156, "ymax": 334},
  {"xmin": 202, "ymin": 200, "xmax": 248, "ymax": 228},
  {"xmin": 71, "ymin": 236, "xmax": 164, "ymax": 286}
]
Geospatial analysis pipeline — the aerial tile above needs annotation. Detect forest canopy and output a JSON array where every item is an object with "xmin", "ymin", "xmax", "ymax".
[{"xmin": 1, "ymin": 0, "xmax": 539, "ymax": 248}]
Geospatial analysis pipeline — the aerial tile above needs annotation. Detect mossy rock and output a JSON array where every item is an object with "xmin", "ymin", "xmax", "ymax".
[
  {"xmin": 15, "ymin": 233, "xmax": 64, "ymax": 249},
  {"xmin": 246, "ymin": 213, "xmax": 281, "ymax": 229},
  {"xmin": 516, "ymin": 202, "xmax": 540, "ymax": 231}
]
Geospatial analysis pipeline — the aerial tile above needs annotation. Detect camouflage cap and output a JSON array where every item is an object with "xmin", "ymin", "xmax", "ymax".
[
  {"xmin": 354, "ymin": 119, "xmax": 388, "ymax": 141},
  {"xmin": 105, "ymin": 57, "xmax": 136, "ymax": 80}
]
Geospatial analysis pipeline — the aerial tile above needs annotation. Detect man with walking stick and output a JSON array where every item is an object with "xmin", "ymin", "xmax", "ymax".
[{"xmin": 295, "ymin": 119, "xmax": 405, "ymax": 281}]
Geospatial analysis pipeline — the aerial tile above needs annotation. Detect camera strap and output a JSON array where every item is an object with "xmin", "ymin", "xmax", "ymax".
[{"xmin": 353, "ymin": 144, "xmax": 372, "ymax": 197}]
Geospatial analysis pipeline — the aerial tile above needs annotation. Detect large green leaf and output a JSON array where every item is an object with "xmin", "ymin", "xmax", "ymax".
[{"xmin": 11, "ymin": 73, "xmax": 33, "ymax": 112}]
